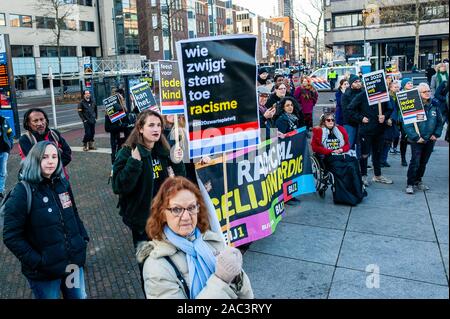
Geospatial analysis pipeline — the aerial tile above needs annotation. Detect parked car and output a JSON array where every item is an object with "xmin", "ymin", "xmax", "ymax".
[{"xmin": 309, "ymin": 66, "xmax": 358, "ymax": 91}]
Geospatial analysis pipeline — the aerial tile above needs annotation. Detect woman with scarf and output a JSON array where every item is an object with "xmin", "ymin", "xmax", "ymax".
[
  {"xmin": 275, "ymin": 96, "xmax": 305, "ymax": 134},
  {"xmin": 311, "ymin": 113, "xmax": 365, "ymax": 205},
  {"xmin": 136, "ymin": 176, "xmax": 254, "ymax": 299},
  {"xmin": 294, "ymin": 77, "xmax": 318, "ymax": 130},
  {"xmin": 431, "ymin": 63, "xmax": 449, "ymax": 95}
]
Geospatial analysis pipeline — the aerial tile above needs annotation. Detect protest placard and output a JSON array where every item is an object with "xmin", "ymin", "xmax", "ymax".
[
  {"xmin": 362, "ymin": 69, "xmax": 390, "ymax": 106},
  {"xmin": 159, "ymin": 60, "xmax": 184, "ymax": 114},
  {"xmin": 196, "ymin": 137, "xmax": 285, "ymax": 247},
  {"xmin": 130, "ymin": 82, "xmax": 158, "ymax": 113},
  {"xmin": 103, "ymin": 94, "xmax": 126, "ymax": 123},
  {"xmin": 281, "ymin": 127, "xmax": 316, "ymax": 201},
  {"xmin": 176, "ymin": 35, "xmax": 260, "ymax": 159},
  {"xmin": 385, "ymin": 62, "xmax": 393, "ymax": 75},
  {"xmin": 396, "ymin": 88, "xmax": 427, "ymax": 125}
]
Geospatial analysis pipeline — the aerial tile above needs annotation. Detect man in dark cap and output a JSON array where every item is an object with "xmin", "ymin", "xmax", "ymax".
[{"xmin": 341, "ymin": 74, "xmax": 363, "ymax": 151}]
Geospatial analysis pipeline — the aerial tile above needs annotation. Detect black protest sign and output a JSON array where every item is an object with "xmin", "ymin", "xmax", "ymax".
[
  {"xmin": 176, "ymin": 35, "xmax": 260, "ymax": 158},
  {"xmin": 396, "ymin": 88, "xmax": 427, "ymax": 125},
  {"xmin": 103, "ymin": 94, "xmax": 126, "ymax": 123},
  {"xmin": 362, "ymin": 69, "xmax": 389, "ymax": 105},
  {"xmin": 130, "ymin": 82, "xmax": 158, "ymax": 113},
  {"xmin": 385, "ymin": 62, "xmax": 392, "ymax": 74},
  {"xmin": 159, "ymin": 60, "xmax": 184, "ymax": 114}
]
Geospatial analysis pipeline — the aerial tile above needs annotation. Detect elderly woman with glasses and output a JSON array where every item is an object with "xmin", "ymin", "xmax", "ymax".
[
  {"xmin": 311, "ymin": 113, "xmax": 366, "ymax": 205},
  {"xmin": 136, "ymin": 176, "xmax": 254, "ymax": 299},
  {"xmin": 403, "ymin": 83, "xmax": 444, "ymax": 194}
]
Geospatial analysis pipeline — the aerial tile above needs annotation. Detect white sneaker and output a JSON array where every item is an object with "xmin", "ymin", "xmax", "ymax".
[
  {"xmin": 405, "ymin": 185, "xmax": 414, "ymax": 194},
  {"xmin": 362, "ymin": 175, "xmax": 369, "ymax": 186},
  {"xmin": 372, "ymin": 175, "xmax": 393, "ymax": 184},
  {"xmin": 415, "ymin": 182, "xmax": 430, "ymax": 191}
]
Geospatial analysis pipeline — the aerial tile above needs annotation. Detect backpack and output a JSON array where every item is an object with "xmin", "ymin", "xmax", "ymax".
[
  {"xmin": 0, "ymin": 181, "xmax": 33, "ymax": 230},
  {"xmin": 24, "ymin": 129, "xmax": 60, "ymax": 148}
]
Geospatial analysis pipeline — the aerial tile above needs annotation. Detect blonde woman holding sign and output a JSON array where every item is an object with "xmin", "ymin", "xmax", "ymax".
[{"xmin": 403, "ymin": 83, "xmax": 444, "ymax": 194}]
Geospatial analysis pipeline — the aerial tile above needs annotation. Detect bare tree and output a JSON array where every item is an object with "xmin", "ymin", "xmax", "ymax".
[
  {"xmin": 35, "ymin": 0, "xmax": 74, "ymax": 97},
  {"xmin": 294, "ymin": 0, "xmax": 324, "ymax": 67},
  {"xmin": 379, "ymin": 0, "xmax": 448, "ymax": 69},
  {"xmin": 158, "ymin": 0, "xmax": 187, "ymax": 60}
]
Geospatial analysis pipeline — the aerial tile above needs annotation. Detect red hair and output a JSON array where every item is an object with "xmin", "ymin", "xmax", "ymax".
[{"xmin": 146, "ymin": 177, "xmax": 210, "ymax": 240}]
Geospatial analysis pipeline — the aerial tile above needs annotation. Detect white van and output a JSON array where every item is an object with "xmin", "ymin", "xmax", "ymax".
[{"xmin": 310, "ymin": 66, "xmax": 358, "ymax": 91}]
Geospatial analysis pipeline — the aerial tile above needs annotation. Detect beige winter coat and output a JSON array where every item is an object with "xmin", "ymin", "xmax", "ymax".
[{"xmin": 136, "ymin": 230, "xmax": 254, "ymax": 299}]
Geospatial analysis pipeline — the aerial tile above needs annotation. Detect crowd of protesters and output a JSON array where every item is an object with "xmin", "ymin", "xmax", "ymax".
[{"xmin": 1, "ymin": 60, "xmax": 448, "ymax": 300}]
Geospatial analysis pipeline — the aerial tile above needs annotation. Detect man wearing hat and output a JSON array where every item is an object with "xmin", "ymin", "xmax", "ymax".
[
  {"xmin": 341, "ymin": 74, "xmax": 363, "ymax": 150},
  {"xmin": 257, "ymin": 69, "xmax": 269, "ymax": 86},
  {"xmin": 257, "ymin": 86, "xmax": 276, "ymax": 131},
  {"xmin": 401, "ymin": 78, "xmax": 414, "ymax": 91},
  {"xmin": 398, "ymin": 78, "xmax": 414, "ymax": 166},
  {"xmin": 348, "ymin": 79, "xmax": 394, "ymax": 186}
]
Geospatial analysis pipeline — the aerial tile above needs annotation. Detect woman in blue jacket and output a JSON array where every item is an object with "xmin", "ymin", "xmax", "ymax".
[{"xmin": 3, "ymin": 141, "xmax": 89, "ymax": 299}]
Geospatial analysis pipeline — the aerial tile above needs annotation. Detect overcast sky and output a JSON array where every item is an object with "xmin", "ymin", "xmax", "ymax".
[{"xmin": 233, "ymin": 0, "xmax": 319, "ymax": 20}]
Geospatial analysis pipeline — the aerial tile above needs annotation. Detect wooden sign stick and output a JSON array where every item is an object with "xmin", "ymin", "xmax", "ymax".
[
  {"xmin": 413, "ymin": 122, "xmax": 421, "ymax": 136},
  {"xmin": 222, "ymin": 152, "xmax": 232, "ymax": 246},
  {"xmin": 378, "ymin": 101, "xmax": 382, "ymax": 117},
  {"xmin": 174, "ymin": 114, "xmax": 179, "ymax": 149}
]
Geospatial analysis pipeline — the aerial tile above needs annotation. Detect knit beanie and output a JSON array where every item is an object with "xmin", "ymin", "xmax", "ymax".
[
  {"xmin": 401, "ymin": 78, "xmax": 412, "ymax": 90},
  {"xmin": 348, "ymin": 74, "xmax": 360, "ymax": 86}
]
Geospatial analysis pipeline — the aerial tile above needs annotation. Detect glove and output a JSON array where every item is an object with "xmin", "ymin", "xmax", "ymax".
[{"xmin": 215, "ymin": 246, "xmax": 243, "ymax": 284}]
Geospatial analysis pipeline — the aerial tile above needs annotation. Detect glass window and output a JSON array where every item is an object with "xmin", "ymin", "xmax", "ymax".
[
  {"xmin": 312, "ymin": 68, "xmax": 327, "ymax": 80},
  {"xmin": 151, "ymin": 0, "xmax": 157, "ymax": 6},
  {"xmin": 0, "ymin": 13, "xmax": 5, "ymax": 26},
  {"xmin": 11, "ymin": 45, "xmax": 34, "ymax": 57},
  {"xmin": 36, "ymin": 16, "xmax": 56, "ymax": 29},
  {"xmin": 80, "ymin": 21, "xmax": 94, "ymax": 31},
  {"xmin": 9, "ymin": 14, "xmax": 33, "ymax": 28},
  {"xmin": 78, "ymin": 0, "xmax": 93, "ymax": 5},
  {"xmin": 153, "ymin": 36, "xmax": 159, "ymax": 51},
  {"xmin": 40, "ymin": 46, "xmax": 76, "ymax": 57},
  {"xmin": 66, "ymin": 19, "xmax": 77, "ymax": 30},
  {"xmin": 152, "ymin": 14, "xmax": 158, "ymax": 29},
  {"xmin": 325, "ymin": 19, "xmax": 331, "ymax": 32}
]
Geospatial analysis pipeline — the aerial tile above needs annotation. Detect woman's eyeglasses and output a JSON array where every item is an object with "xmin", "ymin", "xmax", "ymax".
[
  {"xmin": 420, "ymin": 90, "xmax": 431, "ymax": 93},
  {"xmin": 325, "ymin": 118, "xmax": 335, "ymax": 122},
  {"xmin": 167, "ymin": 204, "xmax": 199, "ymax": 217},
  {"xmin": 277, "ymin": 87, "xmax": 287, "ymax": 90}
]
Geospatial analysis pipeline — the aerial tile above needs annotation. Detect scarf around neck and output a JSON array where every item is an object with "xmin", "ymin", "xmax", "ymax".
[
  {"xmin": 437, "ymin": 71, "xmax": 448, "ymax": 86},
  {"xmin": 321, "ymin": 126, "xmax": 345, "ymax": 150},
  {"xmin": 163, "ymin": 226, "xmax": 216, "ymax": 299}
]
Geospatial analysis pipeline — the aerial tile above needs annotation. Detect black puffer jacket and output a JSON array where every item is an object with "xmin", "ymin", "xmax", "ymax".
[
  {"xmin": 112, "ymin": 142, "xmax": 186, "ymax": 232},
  {"xmin": 3, "ymin": 177, "xmax": 89, "ymax": 281},
  {"xmin": 341, "ymin": 87, "xmax": 363, "ymax": 126},
  {"xmin": 347, "ymin": 91, "xmax": 392, "ymax": 136}
]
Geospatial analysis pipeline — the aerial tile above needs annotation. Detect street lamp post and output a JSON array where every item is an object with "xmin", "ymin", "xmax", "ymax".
[{"xmin": 362, "ymin": 8, "xmax": 368, "ymax": 61}]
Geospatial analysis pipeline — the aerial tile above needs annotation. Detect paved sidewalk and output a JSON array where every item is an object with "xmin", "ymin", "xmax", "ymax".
[{"xmin": 0, "ymin": 130, "xmax": 448, "ymax": 298}]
